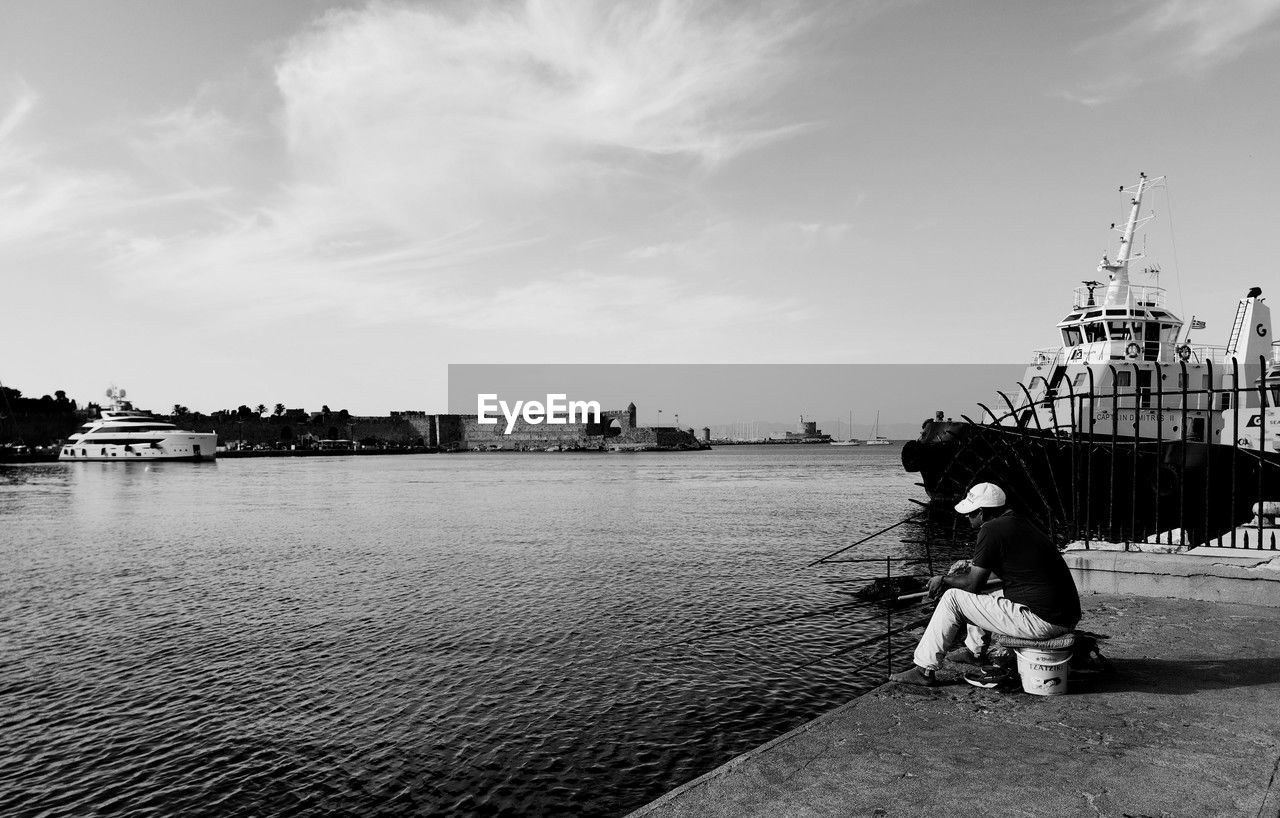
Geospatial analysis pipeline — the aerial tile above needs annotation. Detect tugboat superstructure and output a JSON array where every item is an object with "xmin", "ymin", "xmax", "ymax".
[
  {"xmin": 902, "ymin": 173, "xmax": 1280, "ymax": 544},
  {"xmin": 59, "ymin": 387, "xmax": 216, "ymax": 462},
  {"xmin": 1003, "ymin": 173, "xmax": 1270, "ymax": 447}
]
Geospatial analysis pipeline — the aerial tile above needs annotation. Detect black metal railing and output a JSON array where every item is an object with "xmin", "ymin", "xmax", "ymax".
[{"xmin": 924, "ymin": 355, "xmax": 1280, "ymax": 549}]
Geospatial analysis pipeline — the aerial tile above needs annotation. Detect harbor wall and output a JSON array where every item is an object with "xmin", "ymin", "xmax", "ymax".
[
  {"xmin": 1066, "ymin": 549, "xmax": 1280, "ymax": 607},
  {"xmin": 429, "ymin": 406, "xmax": 702, "ymax": 451}
]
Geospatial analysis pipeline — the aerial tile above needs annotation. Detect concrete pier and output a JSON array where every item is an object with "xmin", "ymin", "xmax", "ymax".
[{"xmin": 628, "ymin": 593, "xmax": 1280, "ymax": 817}]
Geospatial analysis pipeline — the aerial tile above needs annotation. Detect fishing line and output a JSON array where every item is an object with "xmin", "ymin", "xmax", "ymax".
[
  {"xmin": 595, "ymin": 600, "xmax": 911, "ymax": 666},
  {"xmin": 791, "ymin": 613, "xmax": 933, "ymax": 671},
  {"xmin": 1162, "ymin": 182, "xmax": 1186, "ymax": 320}
]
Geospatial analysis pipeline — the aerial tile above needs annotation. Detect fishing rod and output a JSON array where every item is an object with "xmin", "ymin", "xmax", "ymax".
[
  {"xmin": 805, "ymin": 511, "xmax": 926, "ymax": 567},
  {"xmin": 893, "ymin": 579, "xmax": 1002, "ymax": 604}
]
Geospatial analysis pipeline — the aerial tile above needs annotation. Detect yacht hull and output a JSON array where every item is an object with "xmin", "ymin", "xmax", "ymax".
[{"xmin": 60, "ymin": 433, "xmax": 217, "ymax": 462}]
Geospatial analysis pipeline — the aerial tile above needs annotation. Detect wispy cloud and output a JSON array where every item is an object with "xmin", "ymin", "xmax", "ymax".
[
  {"xmin": 5, "ymin": 2, "xmax": 820, "ymax": 354},
  {"xmin": 87, "ymin": 2, "xmax": 812, "ymax": 330},
  {"xmin": 1061, "ymin": 0, "xmax": 1280, "ymax": 104},
  {"xmin": 0, "ymin": 81, "xmax": 130, "ymax": 247}
]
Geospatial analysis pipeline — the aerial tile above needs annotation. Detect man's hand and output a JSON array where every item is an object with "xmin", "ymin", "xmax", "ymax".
[{"xmin": 927, "ymin": 574, "xmax": 946, "ymax": 600}]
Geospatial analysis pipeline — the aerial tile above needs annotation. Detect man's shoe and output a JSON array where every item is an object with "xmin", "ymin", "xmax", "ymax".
[
  {"xmin": 963, "ymin": 665, "xmax": 1014, "ymax": 689},
  {"xmin": 889, "ymin": 666, "xmax": 937, "ymax": 687},
  {"xmin": 945, "ymin": 646, "xmax": 984, "ymax": 665}
]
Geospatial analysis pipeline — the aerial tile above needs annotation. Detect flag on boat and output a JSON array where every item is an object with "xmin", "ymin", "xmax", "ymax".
[{"xmin": 1190, "ymin": 319, "xmax": 1207, "ymax": 329}]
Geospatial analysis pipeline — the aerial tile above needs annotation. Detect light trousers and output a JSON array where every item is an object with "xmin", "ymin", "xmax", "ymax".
[{"xmin": 913, "ymin": 588, "xmax": 1071, "ymax": 671}]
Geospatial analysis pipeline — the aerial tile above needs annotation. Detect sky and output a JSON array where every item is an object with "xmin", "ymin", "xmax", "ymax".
[{"xmin": 4, "ymin": 0, "xmax": 1280, "ymax": 417}]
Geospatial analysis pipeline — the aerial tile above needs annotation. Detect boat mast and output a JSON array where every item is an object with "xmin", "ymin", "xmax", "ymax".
[{"xmin": 1098, "ymin": 172, "xmax": 1160, "ymax": 303}]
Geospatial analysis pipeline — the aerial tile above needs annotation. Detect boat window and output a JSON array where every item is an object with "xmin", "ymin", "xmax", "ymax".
[
  {"xmin": 1108, "ymin": 321, "xmax": 1131, "ymax": 339},
  {"xmin": 1062, "ymin": 327, "xmax": 1083, "ymax": 346},
  {"xmin": 1138, "ymin": 369, "xmax": 1153, "ymax": 408},
  {"xmin": 1073, "ymin": 372, "xmax": 1088, "ymax": 387},
  {"xmin": 1150, "ymin": 311, "xmax": 1167, "ymax": 319},
  {"xmin": 1083, "ymin": 310, "xmax": 1102, "ymax": 319},
  {"xmin": 1064, "ymin": 313, "xmax": 1082, "ymax": 322},
  {"xmin": 1105, "ymin": 309, "xmax": 1127, "ymax": 316},
  {"xmin": 1116, "ymin": 371, "xmax": 1132, "ymax": 388},
  {"xmin": 1084, "ymin": 322, "xmax": 1106, "ymax": 342},
  {"xmin": 1220, "ymin": 392, "xmax": 1232, "ymax": 410}
]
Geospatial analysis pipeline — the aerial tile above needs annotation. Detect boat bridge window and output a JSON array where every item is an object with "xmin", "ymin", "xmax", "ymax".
[
  {"xmin": 1105, "ymin": 309, "xmax": 1127, "ymax": 316},
  {"xmin": 1108, "ymin": 321, "xmax": 1133, "ymax": 339},
  {"xmin": 1062, "ymin": 326, "xmax": 1083, "ymax": 346},
  {"xmin": 1084, "ymin": 322, "xmax": 1106, "ymax": 342}
]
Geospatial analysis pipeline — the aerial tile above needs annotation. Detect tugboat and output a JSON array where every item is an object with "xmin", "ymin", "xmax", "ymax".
[{"xmin": 902, "ymin": 174, "xmax": 1279, "ymax": 544}]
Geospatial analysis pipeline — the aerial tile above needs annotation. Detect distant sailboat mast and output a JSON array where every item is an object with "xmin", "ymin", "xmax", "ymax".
[{"xmin": 865, "ymin": 410, "xmax": 891, "ymax": 445}]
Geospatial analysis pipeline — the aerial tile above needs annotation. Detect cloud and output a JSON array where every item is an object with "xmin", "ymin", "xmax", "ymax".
[
  {"xmin": 4, "ymin": 2, "xmax": 821, "ymax": 359},
  {"xmin": 1129, "ymin": 0, "xmax": 1280, "ymax": 69},
  {"xmin": 0, "ymin": 81, "xmax": 131, "ymax": 247},
  {"xmin": 1062, "ymin": 0, "xmax": 1280, "ymax": 103},
  {"xmin": 101, "ymin": 1, "xmax": 816, "ymax": 334},
  {"xmin": 269, "ymin": 0, "xmax": 813, "ymax": 237}
]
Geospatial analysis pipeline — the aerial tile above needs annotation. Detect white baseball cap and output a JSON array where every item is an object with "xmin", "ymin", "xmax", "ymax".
[{"xmin": 954, "ymin": 482, "xmax": 1007, "ymax": 514}]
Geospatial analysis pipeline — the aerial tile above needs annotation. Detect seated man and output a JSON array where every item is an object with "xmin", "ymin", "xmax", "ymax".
[{"xmin": 890, "ymin": 482, "xmax": 1081, "ymax": 686}]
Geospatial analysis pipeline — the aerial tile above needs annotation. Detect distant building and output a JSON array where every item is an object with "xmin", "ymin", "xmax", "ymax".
[{"xmin": 774, "ymin": 415, "xmax": 832, "ymax": 443}]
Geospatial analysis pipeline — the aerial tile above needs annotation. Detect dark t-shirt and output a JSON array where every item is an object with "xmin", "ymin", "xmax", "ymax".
[{"xmin": 972, "ymin": 511, "xmax": 1081, "ymax": 628}]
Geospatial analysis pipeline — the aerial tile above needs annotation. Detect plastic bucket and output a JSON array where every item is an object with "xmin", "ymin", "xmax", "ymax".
[{"xmin": 1014, "ymin": 647, "xmax": 1071, "ymax": 696}]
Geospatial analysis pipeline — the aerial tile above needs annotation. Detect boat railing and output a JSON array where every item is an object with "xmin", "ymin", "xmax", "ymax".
[
  {"xmin": 933, "ymin": 354, "xmax": 1280, "ymax": 550},
  {"xmin": 1072, "ymin": 283, "xmax": 1166, "ymax": 310},
  {"xmin": 1029, "ymin": 348, "xmax": 1060, "ymax": 367},
  {"xmin": 1176, "ymin": 343, "xmax": 1230, "ymax": 365}
]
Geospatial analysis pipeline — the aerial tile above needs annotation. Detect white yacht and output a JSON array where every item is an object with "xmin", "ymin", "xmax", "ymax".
[{"xmin": 60, "ymin": 388, "xmax": 216, "ymax": 462}]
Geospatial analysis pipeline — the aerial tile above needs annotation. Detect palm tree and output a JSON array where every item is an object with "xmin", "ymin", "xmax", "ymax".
[
  {"xmin": 273, "ymin": 403, "xmax": 286, "ymax": 417},
  {"xmin": 255, "ymin": 404, "xmax": 267, "ymax": 417}
]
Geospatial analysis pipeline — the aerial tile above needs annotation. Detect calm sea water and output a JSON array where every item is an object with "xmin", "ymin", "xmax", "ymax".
[{"xmin": 0, "ymin": 445, "xmax": 964, "ymax": 817}]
